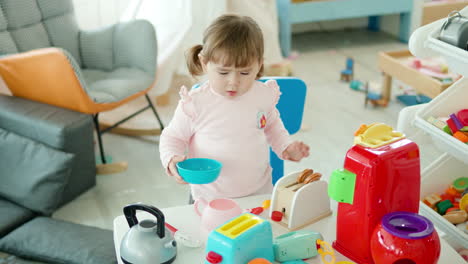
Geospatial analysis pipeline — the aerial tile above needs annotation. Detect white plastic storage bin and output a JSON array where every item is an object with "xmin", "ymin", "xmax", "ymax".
[
  {"xmin": 414, "ymin": 77, "xmax": 468, "ymax": 164},
  {"xmin": 420, "ymin": 153, "xmax": 468, "ymax": 249}
]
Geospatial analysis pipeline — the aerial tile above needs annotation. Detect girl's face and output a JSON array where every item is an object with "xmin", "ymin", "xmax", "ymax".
[{"xmin": 200, "ymin": 56, "xmax": 262, "ymax": 98}]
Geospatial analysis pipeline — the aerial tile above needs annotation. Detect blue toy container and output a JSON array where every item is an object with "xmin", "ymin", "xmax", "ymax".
[{"xmin": 176, "ymin": 158, "xmax": 222, "ymax": 184}]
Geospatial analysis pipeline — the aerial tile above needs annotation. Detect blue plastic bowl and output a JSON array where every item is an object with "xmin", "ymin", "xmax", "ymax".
[{"xmin": 176, "ymin": 158, "xmax": 222, "ymax": 184}]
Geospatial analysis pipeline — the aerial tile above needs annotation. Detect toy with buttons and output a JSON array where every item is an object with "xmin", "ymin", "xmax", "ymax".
[{"xmin": 422, "ymin": 177, "xmax": 468, "ymax": 234}]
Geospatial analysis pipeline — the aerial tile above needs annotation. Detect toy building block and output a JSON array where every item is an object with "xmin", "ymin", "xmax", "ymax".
[{"xmin": 340, "ymin": 57, "xmax": 354, "ymax": 82}]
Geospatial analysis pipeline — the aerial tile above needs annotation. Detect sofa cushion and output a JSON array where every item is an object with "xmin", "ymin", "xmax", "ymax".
[
  {"xmin": 0, "ymin": 251, "xmax": 46, "ymax": 263},
  {"xmin": 0, "ymin": 128, "xmax": 73, "ymax": 215},
  {"xmin": 0, "ymin": 199, "xmax": 35, "ymax": 238},
  {"xmin": 0, "ymin": 217, "xmax": 117, "ymax": 264}
]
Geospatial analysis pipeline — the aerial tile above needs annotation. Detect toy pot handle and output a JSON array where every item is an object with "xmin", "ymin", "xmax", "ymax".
[
  {"xmin": 123, "ymin": 203, "xmax": 165, "ymax": 238},
  {"xmin": 194, "ymin": 197, "xmax": 207, "ymax": 216}
]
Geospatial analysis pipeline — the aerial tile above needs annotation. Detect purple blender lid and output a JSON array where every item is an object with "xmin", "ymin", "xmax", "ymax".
[{"xmin": 381, "ymin": 211, "xmax": 434, "ymax": 239}]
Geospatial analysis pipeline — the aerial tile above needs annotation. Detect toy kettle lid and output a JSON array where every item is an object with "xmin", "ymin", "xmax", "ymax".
[{"xmin": 120, "ymin": 204, "xmax": 177, "ymax": 264}]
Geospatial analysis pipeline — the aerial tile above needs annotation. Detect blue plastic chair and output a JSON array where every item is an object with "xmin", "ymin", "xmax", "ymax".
[
  {"xmin": 192, "ymin": 77, "xmax": 307, "ymax": 184},
  {"xmin": 259, "ymin": 77, "xmax": 307, "ymax": 184},
  {"xmin": 340, "ymin": 57, "xmax": 354, "ymax": 81}
]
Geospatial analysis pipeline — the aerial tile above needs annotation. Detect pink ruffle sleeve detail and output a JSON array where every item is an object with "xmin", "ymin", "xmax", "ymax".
[
  {"xmin": 265, "ymin": 80, "xmax": 282, "ymax": 110},
  {"xmin": 179, "ymin": 86, "xmax": 197, "ymax": 120}
]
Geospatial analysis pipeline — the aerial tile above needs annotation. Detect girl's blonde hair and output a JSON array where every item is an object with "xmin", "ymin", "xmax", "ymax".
[{"xmin": 186, "ymin": 14, "xmax": 264, "ymax": 79}]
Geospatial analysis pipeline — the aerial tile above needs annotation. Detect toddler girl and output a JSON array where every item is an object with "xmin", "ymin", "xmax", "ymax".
[{"xmin": 159, "ymin": 14, "xmax": 309, "ymax": 201}]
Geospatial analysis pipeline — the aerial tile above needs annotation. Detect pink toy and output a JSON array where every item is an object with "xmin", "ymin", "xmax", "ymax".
[
  {"xmin": 194, "ymin": 198, "xmax": 243, "ymax": 237},
  {"xmin": 411, "ymin": 58, "xmax": 448, "ymax": 74}
]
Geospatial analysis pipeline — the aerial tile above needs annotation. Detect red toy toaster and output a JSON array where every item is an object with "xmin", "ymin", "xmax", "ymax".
[{"xmin": 328, "ymin": 123, "xmax": 421, "ymax": 264}]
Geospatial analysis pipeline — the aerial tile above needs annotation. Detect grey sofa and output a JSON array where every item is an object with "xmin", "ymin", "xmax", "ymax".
[{"xmin": 0, "ymin": 94, "xmax": 116, "ymax": 264}]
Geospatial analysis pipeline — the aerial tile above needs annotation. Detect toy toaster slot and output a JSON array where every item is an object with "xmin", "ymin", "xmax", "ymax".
[
  {"xmin": 219, "ymin": 214, "xmax": 248, "ymax": 232},
  {"xmin": 231, "ymin": 219, "xmax": 259, "ymax": 236}
]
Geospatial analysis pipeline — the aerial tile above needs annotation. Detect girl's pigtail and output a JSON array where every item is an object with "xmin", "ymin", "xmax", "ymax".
[{"xmin": 186, "ymin": 44, "xmax": 204, "ymax": 76}]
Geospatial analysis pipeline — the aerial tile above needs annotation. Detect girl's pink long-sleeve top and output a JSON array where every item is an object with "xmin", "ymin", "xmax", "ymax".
[{"xmin": 159, "ymin": 80, "xmax": 291, "ymax": 200}]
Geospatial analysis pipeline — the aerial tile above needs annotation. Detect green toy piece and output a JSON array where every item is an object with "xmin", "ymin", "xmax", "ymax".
[
  {"xmin": 443, "ymin": 125, "xmax": 453, "ymax": 135},
  {"xmin": 328, "ymin": 169, "xmax": 356, "ymax": 204},
  {"xmin": 436, "ymin": 200, "xmax": 453, "ymax": 215},
  {"xmin": 453, "ymin": 177, "xmax": 468, "ymax": 192}
]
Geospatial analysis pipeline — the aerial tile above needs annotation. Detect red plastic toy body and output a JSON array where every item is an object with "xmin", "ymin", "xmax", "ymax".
[
  {"xmin": 333, "ymin": 138, "xmax": 421, "ymax": 264},
  {"xmin": 370, "ymin": 212, "xmax": 441, "ymax": 264}
]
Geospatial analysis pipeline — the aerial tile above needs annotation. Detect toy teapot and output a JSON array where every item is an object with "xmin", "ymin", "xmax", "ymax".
[{"xmin": 120, "ymin": 204, "xmax": 177, "ymax": 264}]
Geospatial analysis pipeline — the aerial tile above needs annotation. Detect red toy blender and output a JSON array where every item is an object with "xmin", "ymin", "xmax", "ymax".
[
  {"xmin": 328, "ymin": 123, "xmax": 421, "ymax": 264},
  {"xmin": 370, "ymin": 211, "xmax": 440, "ymax": 264}
]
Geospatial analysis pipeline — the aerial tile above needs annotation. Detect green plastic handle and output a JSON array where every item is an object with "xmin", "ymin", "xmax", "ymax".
[{"xmin": 328, "ymin": 168, "xmax": 356, "ymax": 204}]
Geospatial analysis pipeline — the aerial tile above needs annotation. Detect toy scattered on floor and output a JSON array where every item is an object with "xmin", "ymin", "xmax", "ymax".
[
  {"xmin": 426, "ymin": 108, "xmax": 468, "ymax": 144},
  {"xmin": 396, "ymin": 94, "xmax": 431, "ymax": 106},
  {"xmin": 349, "ymin": 80, "xmax": 388, "ymax": 107},
  {"xmin": 370, "ymin": 212, "xmax": 441, "ymax": 264},
  {"xmin": 329, "ymin": 123, "xmax": 422, "ymax": 264},
  {"xmin": 363, "ymin": 82, "xmax": 388, "ymax": 107},
  {"xmin": 349, "ymin": 80, "xmax": 365, "ymax": 91},
  {"xmin": 270, "ymin": 169, "xmax": 332, "ymax": 230},
  {"xmin": 340, "ymin": 57, "xmax": 354, "ymax": 82}
]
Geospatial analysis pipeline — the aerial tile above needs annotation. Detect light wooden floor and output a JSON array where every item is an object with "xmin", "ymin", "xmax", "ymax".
[{"xmin": 53, "ymin": 29, "xmax": 422, "ymax": 229}]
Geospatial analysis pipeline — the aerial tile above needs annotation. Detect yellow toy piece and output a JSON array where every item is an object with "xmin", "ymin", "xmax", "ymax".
[
  {"xmin": 317, "ymin": 239, "xmax": 355, "ymax": 264},
  {"xmin": 460, "ymin": 194, "xmax": 468, "ymax": 213},
  {"xmin": 262, "ymin": 200, "xmax": 271, "ymax": 209},
  {"xmin": 354, "ymin": 123, "xmax": 404, "ymax": 148}
]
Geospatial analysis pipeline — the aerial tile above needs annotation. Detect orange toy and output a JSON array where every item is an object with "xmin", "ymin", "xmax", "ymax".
[
  {"xmin": 453, "ymin": 131, "xmax": 468, "ymax": 143},
  {"xmin": 248, "ymin": 258, "xmax": 272, "ymax": 264}
]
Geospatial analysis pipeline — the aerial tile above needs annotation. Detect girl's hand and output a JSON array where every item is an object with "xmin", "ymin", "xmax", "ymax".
[
  {"xmin": 168, "ymin": 155, "xmax": 188, "ymax": 184},
  {"xmin": 282, "ymin": 141, "xmax": 310, "ymax": 162}
]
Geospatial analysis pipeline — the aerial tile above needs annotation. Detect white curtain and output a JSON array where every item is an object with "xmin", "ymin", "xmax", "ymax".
[{"xmin": 73, "ymin": 0, "xmax": 284, "ymax": 97}]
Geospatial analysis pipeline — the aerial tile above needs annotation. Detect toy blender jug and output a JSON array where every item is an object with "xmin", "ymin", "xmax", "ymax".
[{"xmin": 328, "ymin": 123, "xmax": 421, "ymax": 264}]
